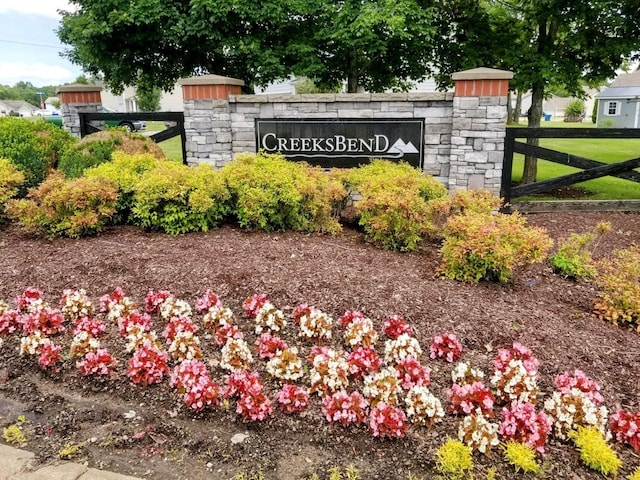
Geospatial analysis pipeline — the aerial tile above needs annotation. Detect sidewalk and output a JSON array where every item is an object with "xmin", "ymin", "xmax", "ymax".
[{"xmin": 0, "ymin": 445, "xmax": 141, "ymax": 480}]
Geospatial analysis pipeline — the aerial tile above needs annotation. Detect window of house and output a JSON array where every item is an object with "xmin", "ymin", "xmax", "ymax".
[{"xmin": 605, "ymin": 101, "xmax": 620, "ymax": 116}]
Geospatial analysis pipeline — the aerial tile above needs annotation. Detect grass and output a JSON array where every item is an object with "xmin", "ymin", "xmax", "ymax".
[
  {"xmin": 508, "ymin": 120, "xmax": 640, "ymax": 200},
  {"xmin": 146, "ymin": 121, "xmax": 184, "ymax": 162}
]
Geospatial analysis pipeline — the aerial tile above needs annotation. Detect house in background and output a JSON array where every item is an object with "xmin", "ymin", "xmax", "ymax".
[
  {"xmin": 0, "ymin": 99, "xmax": 38, "ymax": 117},
  {"xmin": 99, "ymin": 82, "xmax": 183, "ymax": 112},
  {"xmin": 595, "ymin": 70, "xmax": 640, "ymax": 128}
]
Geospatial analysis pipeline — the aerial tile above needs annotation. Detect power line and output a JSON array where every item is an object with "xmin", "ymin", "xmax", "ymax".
[{"xmin": 0, "ymin": 38, "xmax": 64, "ymax": 50}]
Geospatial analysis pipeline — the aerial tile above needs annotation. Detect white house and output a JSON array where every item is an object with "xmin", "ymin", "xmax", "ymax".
[{"xmin": 0, "ymin": 100, "xmax": 38, "ymax": 117}]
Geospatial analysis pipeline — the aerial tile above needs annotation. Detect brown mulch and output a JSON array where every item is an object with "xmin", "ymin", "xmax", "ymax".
[{"xmin": 0, "ymin": 212, "xmax": 639, "ymax": 480}]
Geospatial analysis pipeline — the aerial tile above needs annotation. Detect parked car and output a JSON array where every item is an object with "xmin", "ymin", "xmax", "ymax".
[{"xmin": 43, "ymin": 107, "xmax": 146, "ymax": 132}]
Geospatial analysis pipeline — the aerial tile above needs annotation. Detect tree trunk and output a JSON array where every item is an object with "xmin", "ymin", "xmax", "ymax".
[
  {"xmin": 522, "ymin": 83, "xmax": 544, "ymax": 184},
  {"xmin": 347, "ymin": 74, "xmax": 359, "ymax": 93},
  {"xmin": 512, "ymin": 90, "xmax": 523, "ymax": 124},
  {"xmin": 507, "ymin": 91, "xmax": 513, "ymax": 124}
]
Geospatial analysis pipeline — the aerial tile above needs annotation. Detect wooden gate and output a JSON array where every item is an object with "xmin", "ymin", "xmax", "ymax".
[
  {"xmin": 78, "ymin": 111, "xmax": 187, "ymax": 165},
  {"xmin": 500, "ymin": 127, "xmax": 640, "ymax": 212}
]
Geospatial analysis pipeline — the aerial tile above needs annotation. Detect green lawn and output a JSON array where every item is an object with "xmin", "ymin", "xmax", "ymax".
[
  {"xmin": 509, "ymin": 121, "xmax": 640, "ymax": 200},
  {"xmin": 146, "ymin": 121, "xmax": 184, "ymax": 162}
]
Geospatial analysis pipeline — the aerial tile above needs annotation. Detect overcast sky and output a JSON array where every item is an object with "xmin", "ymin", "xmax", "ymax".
[{"xmin": 0, "ymin": 0, "xmax": 83, "ymax": 87}]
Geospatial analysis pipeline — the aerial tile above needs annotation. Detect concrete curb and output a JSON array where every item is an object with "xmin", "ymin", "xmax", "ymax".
[{"xmin": 0, "ymin": 445, "xmax": 141, "ymax": 480}]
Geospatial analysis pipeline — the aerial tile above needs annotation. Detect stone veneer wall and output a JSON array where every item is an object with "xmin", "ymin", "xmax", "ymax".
[
  {"xmin": 182, "ymin": 68, "xmax": 512, "ymax": 193},
  {"xmin": 56, "ymin": 85, "xmax": 103, "ymax": 138}
]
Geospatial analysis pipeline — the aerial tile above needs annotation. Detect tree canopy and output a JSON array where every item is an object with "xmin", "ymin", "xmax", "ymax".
[
  {"xmin": 430, "ymin": 0, "xmax": 640, "ymax": 182},
  {"xmin": 58, "ymin": 0, "xmax": 436, "ymax": 94}
]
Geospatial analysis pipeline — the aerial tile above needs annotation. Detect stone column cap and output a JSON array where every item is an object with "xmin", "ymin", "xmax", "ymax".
[
  {"xmin": 452, "ymin": 68, "xmax": 513, "ymax": 81},
  {"xmin": 56, "ymin": 84, "xmax": 103, "ymax": 94},
  {"xmin": 179, "ymin": 74, "xmax": 245, "ymax": 87}
]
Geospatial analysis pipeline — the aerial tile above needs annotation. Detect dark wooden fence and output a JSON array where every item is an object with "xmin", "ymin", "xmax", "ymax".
[
  {"xmin": 78, "ymin": 111, "xmax": 187, "ymax": 164},
  {"xmin": 501, "ymin": 127, "xmax": 640, "ymax": 212}
]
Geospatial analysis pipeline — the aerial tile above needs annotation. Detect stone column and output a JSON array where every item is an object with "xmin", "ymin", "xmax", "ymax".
[
  {"xmin": 179, "ymin": 74, "xmax": 244, "ymax": 167},
  {"xmin": 56, "ymin": 84, "xmax": 103, "ymax": 138},
  {"xmin": 449, "ymin": 67, "xmax": 513, "ymax": 194}
]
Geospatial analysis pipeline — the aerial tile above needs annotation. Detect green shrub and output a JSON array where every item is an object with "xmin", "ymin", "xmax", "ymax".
[
  {"xmin": 565, "ymin": 99, "xmax": 586, "ymax": 117},
  {"xmin": 59, "ymin": 129, "xmax": 167, "ymax": 178},
  {"xmin": 569, "ymin": 426, "xmax": 621, "ymax": 476},
  {"xmin": 131, "ymin": 162, "xmax": 230, "ymax": 235},
  {"xmin": 435, "ymin": 439, "xmax": 473, "ymax": 480},
  {"xmin": 426, "ymin": 189, "xmax": 502, "ymax": 238},
  {"xmin": 345, "ymin": 159, "xmax": 447, "ymax": 251},
  {"xmin": 0, "ymin": 117, "xmax": 75, "ymax": 192},
  {"xmin": 221, "ymin": 152, "xmax": 346, "ymax": 233},
  {"xmin": 440, "ymin": 211, "xmax": 552, "ymax": 283},
  {"xmin": 628, "ymin": 466, "xmax": 640, "ymax": 480},
  {"xmin": 550, "ymin": 222, "xmax": 610, "ymax": 280},
  {"xmin": 0, "ymin": 158, "xmax": 25, "ymax": 221},
  {"xmin": 502, "ymin": 441, "xmax": 539, "ymax": 474},
  {"xmin": 593, "ymin": 245, "xmax": 640, "ymax": 329},
  {"xmin": 5, "ymin": 172, "xmax": 118, "ymax": 238},
  {"xmin": 85, "ymin": 152, "xmax": 166, "ymax": 223}
]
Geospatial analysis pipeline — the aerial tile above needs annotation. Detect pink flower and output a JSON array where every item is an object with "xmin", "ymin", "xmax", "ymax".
[
  {"xmin": 383, "ymin": 315, "xmax": 414, "ymax": 339},
  {"xmin": 448, "ymin": 382, "xmax": 495, "ymax": 416},
  {"xmin": 214, "ymin": 324, "xmax": 243, "ymax": 347},
  {"xmin": 242, "ymin": 294, "xmax": 269, "ymax": 318},
  {"xmin": 499, "ymin": 401, "xmax": 551, "ymax": 453},
  {"xmin": 76, "ymin": 348, "xmax": 117, "ymax": 376},
  {"xmin": 322, "ymin": 390, "xmax": 369, "ymax": 426},
  {"xmin": 369, "ymin": 402, "xmax": 407, "ymax": 438},
  {"xmin": 494, "ymin": 342, "xmax": 539, "ymax": 374},
  {"xmin": 554, "ymin": 370, "xmax": 604, "ymax": 405},
  {"xmin": 118, "ymin": 311, "xmax": 152, "ymax": 337},
  {"xmin": 611, "ymin": 409, "xmax": 640, "ymax": 452},
  {"xmin": 338, "ymin": 310, "xmax": 365, "ymax": 328},
  {"xmin": 395, "ymin": 356, "xmax": 430, "ymax": 390},
  {"xmin": 73, "ymin": 316, "xmax": 106, "ymax": 337},
  {"xmin": 162, "ymin": 316, "xmax": 198, "ymax": 344},
  {"xmin": 99, "ymin": 287, "xmax": 126, "ymax": 312},
  {"xmin": 194, "ymin": 290, "xmax": 222, "ymax": 314},
  {"xmin": 20, "ymin": 308, "xmax": 65, "ymax": 336},
  {"xmin": 127, "ymin": 341, "xmax": 170, "ymax": 386},
  {"xmin": 276, "ymin": 384, "xmax": 310, "ymax": 414},
  {"xmin": 144, "ymin": 290, "xmax": 172, "ymax": 314},
  {"xmin": 38, "ymin": 343, "xmax": 62, "ymax": 371},
  {"xmin": 0, "ymin": 309, "xmax": 19, "ymax": 335},
  {"xmin": 15, "ymin": 287, "xmax": 44, "ymax": 312},
  {"xmin": 347, "ymin": 346, "xmax": 381, "ymax": 380},
  {"xmin": 430, "ymin": 333, "xmax": 462, "ymax": 362},
  {"xmin": 256, "ymin": 333, "xmax": 289, "ymax": 360}
]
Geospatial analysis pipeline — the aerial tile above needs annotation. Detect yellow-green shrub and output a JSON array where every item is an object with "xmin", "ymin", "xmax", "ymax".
[
  {"xmin": 440, "ymin": 211, "xmax": 552, "ymax": 283},
  {"xmin": 345, "ymin": 159, "xmax": 447, "ymax": 251},
  {"xmin": 550, "ymin": 222, "xmax": 610, "ymax": 281},
  {"xmin": 628, "ymin": 466, "xmax": 640, "ymax": 480},
  {"xmin": 502, "ymin": 441, "xmax": 539, "ymax": 474},
  {"xmin": 221, "ymin": 152, "xmax": 346, "ymax": 233},
  {"xmin": 593, "ymin": 245, "xmax": 640, "ymax": 329},
  {"xmin": 0, "ymin": 158, "xmax": 25, "ymax": 221},
  {"xmin": 5, "ymin": 173, "xmax": 118, "ymax": 238},
  {"xmin": 426, "ymin": 189, "xmax": 502, "ymax": 238},
  {"xmin": 569, "ymin": 426, "xmax": 621, "ymax": 476},
  {"xmin": 0, "ymin": 117, "xmax": 75, "ymax": 192},
  {"xmin": 58, "ymin": 129, "xmax": 167, "ymax": 178},
  {"xmin": 85, "ymin": 152, "xmax": 166, "ymax": 223},
  {"xmin": 131, "ymin": 162, "xmax": 230, "ymax": 235},
  {"xmin": 435, "ymin": 439, "xmax": 473, "ymax": 480}
]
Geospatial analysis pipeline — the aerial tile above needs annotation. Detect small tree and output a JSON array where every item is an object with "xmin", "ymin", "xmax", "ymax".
[{"xmin": 136, "ymin": 86, "xmax": 161, "ymax": 112}]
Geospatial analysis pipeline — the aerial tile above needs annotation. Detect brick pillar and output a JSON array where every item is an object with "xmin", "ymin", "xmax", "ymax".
[
  {"xmin": 179, "ymin": 74, "xmax": 244, "ymax": 167},
  {"xmin": 56, "ymin": 84, "xmax": 102, "ymax": 138},
  {"xmin": 449, "ymin": 67, "xmax": 513, "ymax": 194}
]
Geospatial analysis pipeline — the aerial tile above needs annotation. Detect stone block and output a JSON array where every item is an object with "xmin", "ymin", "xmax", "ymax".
[
  {"xmin": 487, "ymin": 105, "xmax": 507, "ymax": 119},
  {"xmin": 424, "ymin": 134, "xmax": 442, "ymax": 145},
  {"xmin": 464, "ymin": 152, "xmax": 488, "ymax": 163},
  {"xmin": 467, "ymin": 174, "xmax": 486, "ymax": 189},
  {"xmin": 337, "ymin": 110, "xmax": 374, "ymax": 118},
  {"xmin": 372, "ymin": 111, "xmax": 414, "ymax": 118},
  {"xmin": 234, "ymin": 131, "xmax": 255, "ymax": 142},
  {"xmin": 488, "ymin": 151, "xmax": 505, "ymax": 164},
  {"xmin": 380, "ymin": 103, "xmax": 414, "ymax": 112},
  {"xmin": 20, "ymin": 462, "xmax": 88, "ymax": 480},
  {"xmin": 217, "ymin": 132, "xmax": 232, "ymax": 143},
  {"xmin": 259, "ymin": 104, "xmax": 274, "ymax": 117}
]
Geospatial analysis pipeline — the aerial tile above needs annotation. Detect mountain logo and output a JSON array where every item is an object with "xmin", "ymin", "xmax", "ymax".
[{"xmin": 387, "ymin": 138, "xmax": 419, "ymax": 154}]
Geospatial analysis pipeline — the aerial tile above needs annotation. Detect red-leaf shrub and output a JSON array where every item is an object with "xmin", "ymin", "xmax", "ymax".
[
  {"xmin": 144, "ymin": 290, "xmax": 172, "ymax": 314},
  {"xmin": 38, "ymin": 342, "xmax": 62, "ymax": 371},
  {"xmin": 429, "ymin": 333, "xmax": 462, "ymax": 363},
  {"xmin": 395, "ymin": 356, "xmax": 431, "ymax": 390},
  {"xmin": 20, "ymin": 308, "xmax": 66, "ymax": 336},
  {"xmin": 554, "ymin": 370, "xmax": 604, "ymax": 405},
  {"xmin": 256, "ymin": 333, "xmax": 289, "ymax": 360},
  {"xmin": 383, "ymin": 315, "xmax": 413, "ymax": 339},
  {"xmin": 242, "ymin": 293, "xmax": 268, "ymax": 318},
  {"xmin": 76, "ymin": 348, "xmax": 117, "ymax": 376},
  {"xmin": 347, "ymin": 346, "xmax": 381, "ymax": 380},
  {"xmin": 195, "ymin": 289, "xmax": 222, "ymax": 314},
  {"xmin": 73, "ymin": 316, "xmax": 106, "ymax": 338}
]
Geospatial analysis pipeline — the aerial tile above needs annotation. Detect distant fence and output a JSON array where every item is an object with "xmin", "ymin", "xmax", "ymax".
[{"xmin": 501, "ymin": 127, "xmax": 640, "ymax": 212}]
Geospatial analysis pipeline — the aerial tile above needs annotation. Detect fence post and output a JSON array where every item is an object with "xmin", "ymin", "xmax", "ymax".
[
  {"xmin": 56, "ymin": 84, "xmax": 103, "ymax": 138},
  {"xmin": 178, "ymin": 75, "xmax": 245, "ymax": 167},
  {"xmin": 449, "ymin": 67, "xmax": 513, "ymax": 195}
]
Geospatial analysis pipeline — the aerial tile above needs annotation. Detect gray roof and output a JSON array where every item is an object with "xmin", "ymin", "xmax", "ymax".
[
  {"xmin": 0, "ymin": 100, "xmax": 38, "ymax": 110},
  {"xmin": 610, "ymin": 70, "xmax": 640, "ymax": 87},
  {"xmin": 595, "ymin": 86, "xmax": 640, "ymax": 99}
]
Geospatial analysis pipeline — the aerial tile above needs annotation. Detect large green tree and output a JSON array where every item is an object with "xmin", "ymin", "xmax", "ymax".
[
  {"xmin": 431, "ymin": 0, "xmax": 640, "ymax": 183},
  {"xmin": 57, "ymin": 0, "xmax": 436, "ymax": 94}
]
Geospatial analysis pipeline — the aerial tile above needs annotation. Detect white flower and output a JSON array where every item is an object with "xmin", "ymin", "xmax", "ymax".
[{"xmin": 384, "ymin": 333, "xmax": 422, "ymax": 364}]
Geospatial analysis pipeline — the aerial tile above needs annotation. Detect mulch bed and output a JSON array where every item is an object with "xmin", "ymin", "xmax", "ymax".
[{"xmin": 0, "ymin": 211, "xmax": 639, "ymax": 480}]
